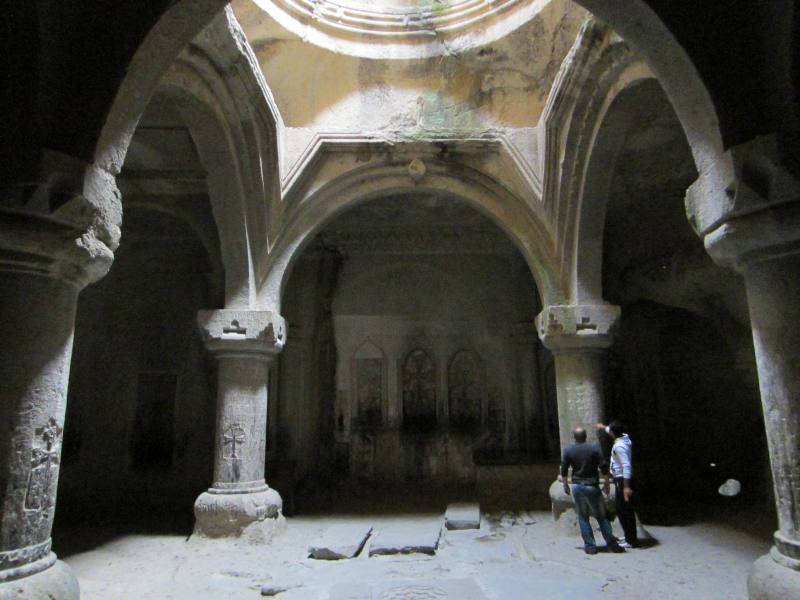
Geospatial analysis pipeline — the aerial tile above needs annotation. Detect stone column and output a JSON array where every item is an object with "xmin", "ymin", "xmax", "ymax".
[
  {"xmin": 687, "ymin": 135, "xmax": 800, "ymax": 599},
  {"xmin": 193, "ymin": 309, "xmax": 286, "ymax": 540},
  {"xmin": 535, "ymin": 304, "xmax": 620, "ymax": 519},
  {"xmin": 704, "ymin": 202, "xmax": 800, "ymax": 599},
  {"xmin": 0, "ymin": 155, "xmax": 117, "ymax": 600}
]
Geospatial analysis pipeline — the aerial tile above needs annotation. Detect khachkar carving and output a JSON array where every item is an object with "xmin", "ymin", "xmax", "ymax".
[
  {"xmin": 25, "ymin": 419, "xmax": 62, "ymax": 514},
  {"xmin": 447, "ymin": 350, "xmax": 482, "ymax": 431},
  {"xmin": 564, "ymin": 382, "xmax": 588, "ymax": 428},
  {"xmin": 222, "ymin": 423, "xmax": 246, "ymax": 481},
  {"xmin": 193, "ymin": 309, "xmax": 285, "ymax": 539},
  {"xmin": 356, "ymin": 358, "xmax": 384, "ymax": 428},
  {"xmin": 402, "ymin": 349, "xmax": 437, "ymax": 432}
]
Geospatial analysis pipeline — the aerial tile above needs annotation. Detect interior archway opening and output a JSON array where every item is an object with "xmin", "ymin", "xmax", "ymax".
[
  {"xmin": 271, "ymin": 192, "xmax": 558, "ymax": 513},
  {"xmin": 53, "ymin": 93, "xmax": 225, "ymax": 553},
  {"xmin": 595, "ymin": 79, "xmax": 771, "ymax": 531}
]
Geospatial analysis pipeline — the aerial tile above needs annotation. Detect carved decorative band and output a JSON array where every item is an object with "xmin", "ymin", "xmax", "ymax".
[
  {"xmin": 209, "ymin": 480, "xmax": 269, "ymax": 494},
  {"xmin": 272, "ymin": 0, "xmax": 522, "ymax": 37},
  {"xmin": 0, "ymin": 541, "xmax": 55, "ymax": 581},
  {"xmin": 320, "ymin": 230, "xmax": 513, "ymax": 255},
  {"xmin": 775, "ymin": 531, "xmax": 800, "ymax": 561},
  {"xmin": 770, "ymin": 545, "xmax": 800, "ymax": 571}
]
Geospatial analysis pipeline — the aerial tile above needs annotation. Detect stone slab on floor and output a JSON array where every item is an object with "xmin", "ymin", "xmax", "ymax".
[
  {"xmin": 445, "ymin": 503, "xmax": 480, "ymax": 530},
  {"xmin": 369, "ymin": 519, "xmax": 443, "ymax": 556},
  {"xmin": 478, "ymin": 567, "xmax": 606, "ymax": 600},
  {"xmin": 330, "ymin": 578, "xmax": 488, "ymax": 600},
  {"xmin": 440, "ymin": 530, "xmax": 519, "ymax": 562},
  {"xmin": 308, "ymin": 523, "xmax": 373, "ymax": 560}
]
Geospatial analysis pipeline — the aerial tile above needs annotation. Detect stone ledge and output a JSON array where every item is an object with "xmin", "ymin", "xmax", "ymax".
[{"xmin": 445, "ymin": 503, "xmax": 481, "ymax": 530}]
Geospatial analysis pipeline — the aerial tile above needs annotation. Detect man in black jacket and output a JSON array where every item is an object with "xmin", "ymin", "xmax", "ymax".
[{"xmin": 561, "ymin": 427, "xmax": 624, "ymax": 554}]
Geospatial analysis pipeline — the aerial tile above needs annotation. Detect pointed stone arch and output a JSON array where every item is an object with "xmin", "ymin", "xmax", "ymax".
[
  {"xmin": 88, "ymin": 6, "xmax": 281, "ymax": 308},
  {"xmin": 447, "ymin": 349, "xmax": 484, "ymax": 432},
  {"xmin": 401, "ymin": 348, "xmax": 438, "ymax": 433},
  {"xmin": 351, "ymin": 339, "xmax": 387, "ymax": 430},
  {"xmin": 258, "ymin": 160, "xmax": 561, "ymax": 313}
]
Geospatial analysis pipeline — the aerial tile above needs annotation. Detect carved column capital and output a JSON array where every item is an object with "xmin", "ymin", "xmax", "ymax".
[
  {"xmin": 704, "ymin": 201, "xmax": 800, "ymax": 272},
  {"xmin": 686, "ymin": 134, "xmax": 800, "ymax": 272},
  {"xmin": 535, "ymin": 304, "xmax": 620, "ymax": 353},
  {"xmin": 197, "ymin": 309, "xmax": 287, "ymax": 358},
  {"xmin": 687, "ymin": 134, "xmax": 800, "ymax": 236},
  {"xmin": 0, "ymin": 149, "xmax": 121, "ymax": 288}
]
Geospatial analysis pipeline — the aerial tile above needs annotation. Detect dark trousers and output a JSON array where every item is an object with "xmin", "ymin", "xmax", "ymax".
[{"xmin": 614, "ymin": 477, "xmax": 638, "ymax": 545}]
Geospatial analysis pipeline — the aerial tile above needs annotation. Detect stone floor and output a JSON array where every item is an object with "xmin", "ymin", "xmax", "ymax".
[{"xmin": 61, "ymin": 508, "xmax": 770, "ymax": 599}]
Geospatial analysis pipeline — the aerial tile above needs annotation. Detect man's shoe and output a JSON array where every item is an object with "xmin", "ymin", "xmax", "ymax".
[
  {"xmin": 585, "ymin": 547, "xmax": 599, "ymax": 555},
  {"xmin": 609, "ymin": 543, "xmax": 626, "ymax": 553},
  {"xmin": 618, "ymin": 541, "xmax": 635, "ymax": 549}
]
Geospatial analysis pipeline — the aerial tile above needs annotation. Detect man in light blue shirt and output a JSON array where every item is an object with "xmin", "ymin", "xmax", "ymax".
[{"xmin": 597, "ymin": 420, "xmax": 638, "ymax": 548}]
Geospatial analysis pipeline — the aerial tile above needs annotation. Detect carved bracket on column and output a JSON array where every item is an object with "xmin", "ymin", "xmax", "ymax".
[
  {"xmin": 197, "ymin": 309, "xmax": 286, "ymax": 357},
  {"xmin": 704, "ymin": 201, "xmax": 800, "ymax": 272},
  {"xmin": 535, "ymin": 304, "xmax": 620, "ymax": 352},
  {"xmin": 688, "ymin": 134, "xmax": 800, "ymax": 238},
  {"xmin": 0, "ymin": 149, "xmax": 121, "ymax": 288},
  {"xmin": 692, "ymin": 135, "xmax": 800, "ymax": 273}
]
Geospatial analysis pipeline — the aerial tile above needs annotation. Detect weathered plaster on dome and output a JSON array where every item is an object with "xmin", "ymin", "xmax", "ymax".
[{"xmin": 234, "ymin": 0, "xmax": 586, "ymax": 130}]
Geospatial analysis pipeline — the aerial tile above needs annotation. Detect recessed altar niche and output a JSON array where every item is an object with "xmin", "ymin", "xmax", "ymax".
[{"xmin": 272, "ymin": 193, "xmax": 558, "ymax": 500}]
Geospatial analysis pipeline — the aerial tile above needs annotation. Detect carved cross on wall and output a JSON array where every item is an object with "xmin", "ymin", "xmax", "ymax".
[{"xmin": 223, "ymin": 423, "xmax": 246, "ymax": 460}]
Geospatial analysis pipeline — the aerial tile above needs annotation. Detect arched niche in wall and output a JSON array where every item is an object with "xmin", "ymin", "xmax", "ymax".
[
  {"xmin": 62, "ymin": 201, "xmax": 221, "ymax": 510},
  {"xmin": 447, "ymin": 350, "xmax": 484, "ymax": 433},
  {"xmin": 351, "ymin": 339, "xmax": 387, "ymax": 430},
  {"xmin": 401, "ymin": 349, "xmax": 437, "ymax": 433}
]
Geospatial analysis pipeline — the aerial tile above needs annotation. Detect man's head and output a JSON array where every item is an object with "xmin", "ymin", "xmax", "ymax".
[
  {"xmin": 608, "ymin": 420, "xmax": 625, "ymax": 439},
  {"xmin": 573, "ymin": 427, "xmax": 587, "ymax": 443}
]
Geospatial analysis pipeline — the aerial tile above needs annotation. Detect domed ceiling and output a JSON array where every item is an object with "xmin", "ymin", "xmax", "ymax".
[{"xmin": 250, "ymin": 0, "xmax": 550, "ymax": 58}]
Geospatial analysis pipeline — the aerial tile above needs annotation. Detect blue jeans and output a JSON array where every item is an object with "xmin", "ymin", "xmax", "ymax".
[{"xmin": 571, "ymin": 483, "xmax": 617, "ymax": 550}]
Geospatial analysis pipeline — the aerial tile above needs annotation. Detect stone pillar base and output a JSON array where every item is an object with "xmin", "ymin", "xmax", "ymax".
[
  {"xmin": 549, "ymin": 478, "xmax": 615, "ymax": 521},
  {"xmin": 0, "ymin": 559, "xmax": 79, "ymax": 600},
  {"xmin": 193, "ymin": 486, "xmax": 282, "ymax": 538},
  {"xmin": 748, "ymin": 552, "xmax": 800, "ymax": 600}
]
